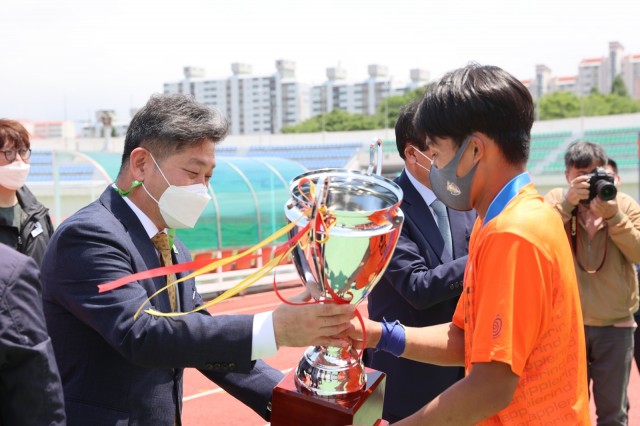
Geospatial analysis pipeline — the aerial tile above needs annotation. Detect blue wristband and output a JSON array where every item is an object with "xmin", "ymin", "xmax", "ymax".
[{"xmin": 376, "ymin": 319, "xmax": 406, "ymax": 357}]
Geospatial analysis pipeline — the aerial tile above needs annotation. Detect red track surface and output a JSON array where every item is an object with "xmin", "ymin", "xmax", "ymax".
[{"xmin": 182, "ymin": 285, "xmax": 640, "ymax": 425}]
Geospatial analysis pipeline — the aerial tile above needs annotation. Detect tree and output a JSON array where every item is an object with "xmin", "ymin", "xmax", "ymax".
[
  {"xmin": 377, "ymin": 86, "xmax": 428, "ymax": 130},
  {"xmin": 282, "ymin": 109, "xmax": 382, "ymax": 133},
  {"xmin": 537, "ymin": 89, "xmax": 640, "ymax": 121},
  {"xmin": 282, "ymin": 85, "xmax": 428, "ymax": 133},
  {"xmin": 611, "ymin": 75, "xmax": 629, "ymax": 97},
  {"xmin": 539, "ymin": 91, "xmax": 581, "ymax": 120}
]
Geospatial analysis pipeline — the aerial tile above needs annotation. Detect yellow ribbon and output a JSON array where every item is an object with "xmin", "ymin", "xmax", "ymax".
[{"xmin": 135, "ymin": 176, "xmax": 336, "ymax": 320}]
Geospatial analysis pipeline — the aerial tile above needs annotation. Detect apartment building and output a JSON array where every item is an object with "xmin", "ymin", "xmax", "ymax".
[
  {"xmin": 310, "ymin": 65, "xmax": 429, "ymax": 117},
  {"xmin": 19, "ymin": 120, "xmax": 76, "ymax": 139},
  {"xmin": 163, "ymin": 61, "xmax": 310, "ymax": 135},
  {"xmin": 526, "ymin": 41, "xmax": 640, "ymax": 100}
]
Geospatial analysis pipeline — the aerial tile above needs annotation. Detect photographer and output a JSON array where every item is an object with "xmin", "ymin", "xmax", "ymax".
[{"xmin": 545, "ymin": 141, "xmax": 640, "ymax": 426}]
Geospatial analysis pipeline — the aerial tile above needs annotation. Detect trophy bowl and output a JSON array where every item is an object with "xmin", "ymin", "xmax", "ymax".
[{"xmin": 284, "ymin": 167, "xmax": 404, "ymax": 398}]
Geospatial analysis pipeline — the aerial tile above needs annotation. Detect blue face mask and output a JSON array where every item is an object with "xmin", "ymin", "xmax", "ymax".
[{"xmin": 429, "ymin": 136, "xmax": 477, "ymax": 211}]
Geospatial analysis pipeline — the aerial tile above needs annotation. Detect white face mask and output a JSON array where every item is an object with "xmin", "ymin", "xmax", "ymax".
[
  {"xmin": 143, "ymin": 154, "xmax": 211, "ymax": 229},
  {"xmin": 0, "ymin": 161, "xmax": 30, "ymax": 191}
]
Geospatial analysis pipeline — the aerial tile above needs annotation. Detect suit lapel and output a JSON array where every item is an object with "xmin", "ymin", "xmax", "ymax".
[
  {"xmin": 99, "ymin": 187, "xmax": 174, "ymax": 312},
  {"xmin": 448, "ymin": 209, "xmax": 472, "ymax": 258},
  {"xmin": 397, "ymin": 172, "xmax": 451, "ymax": 264}
]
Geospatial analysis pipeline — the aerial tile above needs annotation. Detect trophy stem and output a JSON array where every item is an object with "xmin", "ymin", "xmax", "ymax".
[{"xmin": 295, "ymin": 344, "xmax": 365, "ymax": 397}]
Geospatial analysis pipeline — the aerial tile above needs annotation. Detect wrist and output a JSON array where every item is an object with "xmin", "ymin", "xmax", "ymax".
[
  {"xmin": 376, "ymin": 319, "xmax": 406, "ymax": 357},
  {"xmin": 563, "ymin": 193, "xmax": 578, "ymax": 208},
  {"xmin": 368, "ymin": 321, "xmax": 382, "ymax": 348}
]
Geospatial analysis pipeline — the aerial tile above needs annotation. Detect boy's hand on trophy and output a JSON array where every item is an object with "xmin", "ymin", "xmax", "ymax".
[
  {"xmin": 272, "ymin": 302, "xmax": 355, "ymax": 348},
  {"xmin": 346, "ymin": 317, "xmax": 381, "ymax": 350}
]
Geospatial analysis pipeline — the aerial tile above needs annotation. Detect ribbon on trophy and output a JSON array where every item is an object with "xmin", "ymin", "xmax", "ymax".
[
  {"xmin": 270, "ymin": 178, "xmax": 368, "ymax": 355},
  {"xmin": 97, "ymin": 177, "xmax": 366, "ymax": 350}
]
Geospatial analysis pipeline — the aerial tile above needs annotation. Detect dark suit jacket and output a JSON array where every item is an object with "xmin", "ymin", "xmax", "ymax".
[
  {"xmin": 366, "ymin": 170, "xmax": 476, "ymax": 422},
  {"xmin": 0, "ymin": 245, "xmax": 65, "ymax": 425},
  {"xmin": 41, "ymin": 187, "xmax": 282, "ymax": 426}
]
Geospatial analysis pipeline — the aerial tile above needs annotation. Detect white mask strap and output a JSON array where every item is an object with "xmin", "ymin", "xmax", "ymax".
[
  {"xmin": 149, "ymin": 153, "xmax": 171, "ymax": 187},
  {"xmin": 412, "ymin": 148, "xmax": 433, "ymax": 173}
]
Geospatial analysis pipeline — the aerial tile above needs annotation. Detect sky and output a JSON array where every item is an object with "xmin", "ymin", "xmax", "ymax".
[{"xmin": 2, "ymin": 0, "xmax": 639, "ymax": 123}]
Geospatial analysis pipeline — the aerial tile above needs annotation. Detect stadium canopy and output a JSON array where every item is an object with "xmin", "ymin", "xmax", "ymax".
[{"xmin": 81, "ymin": 152, "xmax": 307, "ymax": 251}]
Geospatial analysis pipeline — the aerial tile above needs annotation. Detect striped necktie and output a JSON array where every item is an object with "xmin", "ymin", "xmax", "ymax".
[
  {"xmin": 151, "ymin": 232, "xmax": 178, "ymax": 312},
  {"xmin": 430, "ymin": 199, "xmax": 453, "ymax": 257}
]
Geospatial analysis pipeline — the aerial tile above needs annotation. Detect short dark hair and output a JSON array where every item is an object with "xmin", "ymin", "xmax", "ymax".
[
  {"xmin": 0, "ymin": 119, "xmax": 31, "ymax": 150},
  {"xmin": 607, "ymin": 158, "xmax": 618, "ymax": 175},
  {"xmin": 395, "ymin": 101, "xmax": 424, "ymax": 159},
  {"xmin": 413, "ymin": 63, "xmax": 533, "ymax": 165},
  {"xmin": 564, "ymin": 141, "xmax": 607, "ymax": 171},
  {"xmin": 119, "ymin": 94, "xmax": 229, "ymax": 175}
]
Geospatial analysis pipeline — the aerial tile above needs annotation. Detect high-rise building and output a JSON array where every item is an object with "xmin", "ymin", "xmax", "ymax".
[
  {"xmin": 163, "ymin": 61, "xmax": 310, "ymax": 135},
  {"xmin": 310, "ymin": 65, "xmax": 429, "ymax": 117},
  {"xmin": 19, "ymin": 120, "xmax": 76, "ymax": 139},
  {"xmin": 525, "ymin": 41, "xmax": 640, "ymax": 100},
  {"xmin": 622, "ymin": 53, "xmax": 640, "ymax": 99}
]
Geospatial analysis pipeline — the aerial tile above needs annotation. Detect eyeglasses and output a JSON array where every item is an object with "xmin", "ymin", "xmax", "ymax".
[{"xmin": 1, "ymin": 149, "xmax": 32, "ymax": 163}]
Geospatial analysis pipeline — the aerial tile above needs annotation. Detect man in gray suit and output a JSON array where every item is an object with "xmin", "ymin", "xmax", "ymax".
[{"xmin": 41, "ymin": 94, "xmax": 354, "ymax": 425}]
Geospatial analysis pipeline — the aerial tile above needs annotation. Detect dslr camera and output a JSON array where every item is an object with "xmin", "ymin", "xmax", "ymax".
[{"xmin": 582, "ymin": 167, "xmax": 617, "ymax": 204}]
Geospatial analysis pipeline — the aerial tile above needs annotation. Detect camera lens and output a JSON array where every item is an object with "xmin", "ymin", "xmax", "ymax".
[{"xmin": 596, "ymin": 181, "xmax": 617, "ymax": 201}]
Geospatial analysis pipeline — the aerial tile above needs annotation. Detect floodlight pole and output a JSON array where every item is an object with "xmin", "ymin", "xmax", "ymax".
[{"xmin": 96, "ymin": 110, "xmax": 116, "ymax": 151}]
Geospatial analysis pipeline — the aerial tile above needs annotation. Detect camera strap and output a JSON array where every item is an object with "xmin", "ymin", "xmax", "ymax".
[{"xmin": 570, "ymin": 208, "xmax": 608, "ymax": 274}]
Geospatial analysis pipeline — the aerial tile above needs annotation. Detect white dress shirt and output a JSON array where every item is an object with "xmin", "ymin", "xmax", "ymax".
[
  {"xmin": 117, "ymin": 186, "xmax": 278, "ymax": 360},
  {"xmin": 404, "ymin": 168, "xmax": 440, "ymax": 226}
]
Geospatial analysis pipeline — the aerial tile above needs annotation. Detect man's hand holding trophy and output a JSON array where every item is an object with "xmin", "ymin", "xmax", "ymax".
[{"xmin": 270, "ymin": 140, "xmax": 404, "ymax": 426}]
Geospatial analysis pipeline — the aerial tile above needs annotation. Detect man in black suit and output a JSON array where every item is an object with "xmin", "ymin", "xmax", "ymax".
[
  {"xmin": 0, "ymin": 244, "xmax": 65, "ymax": 425},
  {"xmin": 366, "ymin": 100, "xmax": 476, "ymax": 422},
  {"xmin": 40, "ymin": 93, "xmax": 354, "ymax": 425}
]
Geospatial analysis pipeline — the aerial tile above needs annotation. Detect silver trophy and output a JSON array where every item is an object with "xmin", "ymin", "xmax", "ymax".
[{"xmin": 284, "ymin": 140, "xmax": 404, "ymax": 397}]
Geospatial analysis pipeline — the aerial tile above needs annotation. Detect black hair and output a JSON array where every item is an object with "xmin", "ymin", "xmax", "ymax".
[
  {"xmin": 564, "ymin": 141, "xmax": 607, "ymax": 171},
  {"xmin": 395, "ymin": 100, "xmax": 424, "ymax": 160},
  {"xmin": 413, "ymin": 63, "xmax": 533, "ymax": 165},
  {"xmin": 119, "ymin": 93, "xmax": 229, "ymax": 176},
  {"xmin": 607, "ymin": 157, "xmax": 618, "ymax": 175}
]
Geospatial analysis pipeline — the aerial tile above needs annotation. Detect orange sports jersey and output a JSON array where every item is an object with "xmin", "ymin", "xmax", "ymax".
[{"xmin": 452, "ymin": 183, "xmax": 590, "ymax": 425}]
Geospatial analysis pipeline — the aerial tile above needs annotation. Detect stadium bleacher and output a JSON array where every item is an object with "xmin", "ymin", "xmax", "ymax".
[
  {"xmin": 27, "ymin": 150, "xmax": 96, "ymax": 183},
  {"xmin": 530, "ymin": 128, "xmax": 640, "ymax": 175},
  {"xmin": 23, "ymin": 127, "xmax": 640, "ymax": 185},
  {"xmin": 583, "ymin": 127, "xmax": 640, "ymax": 170},
  {"xmin": 217, "ymin": 141, "xmax": 363, "ymax": 170},
  {"xmin": 527, "ymin": 131, "xmax": 574, "ymax": 175}
]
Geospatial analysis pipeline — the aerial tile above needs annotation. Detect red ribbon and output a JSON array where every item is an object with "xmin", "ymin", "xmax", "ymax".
[{"xmin": 97, "ymin": 222, "xmax": 311, "ymax": 294}]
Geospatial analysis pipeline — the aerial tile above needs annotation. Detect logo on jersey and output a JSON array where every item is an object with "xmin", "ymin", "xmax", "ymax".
[{"xmin": 493, "ymin": 315, "xmax": 502, "ymax": 338}]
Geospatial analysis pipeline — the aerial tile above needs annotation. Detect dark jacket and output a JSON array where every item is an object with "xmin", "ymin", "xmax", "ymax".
[
  {"xmin": 366, "ymin": 170, "xmax": 476, "ymax": 422},
  {"xmin": 0, "ymin": 244, "xmax": 65, "ymax": 425},
  {"xmin": 0, "ymin": 186, "xmax": 54, "ymax": 266},
  {"xmin": 41, "ymin": 187, "xmax": 282, "ymax": 426}
]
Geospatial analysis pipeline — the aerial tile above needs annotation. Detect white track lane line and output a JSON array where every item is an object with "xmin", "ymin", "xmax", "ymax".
[{"xmin": 183, "ymin": 368, "xmax": 295, "ymax": 402}]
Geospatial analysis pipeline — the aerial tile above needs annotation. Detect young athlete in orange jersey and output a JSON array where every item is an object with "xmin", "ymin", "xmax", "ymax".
[{"xmin": 348, "ymin": 64, "xmax": 590, "ymax": 425}]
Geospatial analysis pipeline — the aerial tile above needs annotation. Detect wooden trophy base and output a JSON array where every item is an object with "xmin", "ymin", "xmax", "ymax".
[{"xmin": 270, "ymin": 368, "xmax": 387, "ymax": 426}]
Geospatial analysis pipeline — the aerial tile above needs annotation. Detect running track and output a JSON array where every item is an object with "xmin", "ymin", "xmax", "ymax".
[{"xmin": 182, "ymin": 285, "xmax": 640, "ymax": 425}]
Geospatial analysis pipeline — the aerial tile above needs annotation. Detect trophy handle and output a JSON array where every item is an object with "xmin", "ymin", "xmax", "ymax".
[
  {"xmin": 366, "ymin": 138, "xmax": 383, "ymax": 176},
  {"xmin": 309, "ymin": 175, "xmax": 330, "ymax": 294}
]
